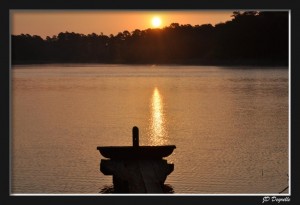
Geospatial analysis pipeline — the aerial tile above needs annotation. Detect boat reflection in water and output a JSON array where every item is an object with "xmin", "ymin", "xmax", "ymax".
[{"xmin": 149, "ymin": 87, "xmax": 168, "ymax": 145}]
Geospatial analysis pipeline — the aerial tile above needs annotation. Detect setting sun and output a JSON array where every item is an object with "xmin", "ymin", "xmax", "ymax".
[{"xmin": 151, "ymin": 16, "xmax": 162, "ymax": 28}]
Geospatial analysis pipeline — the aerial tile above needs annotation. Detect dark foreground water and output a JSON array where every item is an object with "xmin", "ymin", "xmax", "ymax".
[{"xmin": 11, "ymin": 64, "xmax": 289, "ymax": 194}]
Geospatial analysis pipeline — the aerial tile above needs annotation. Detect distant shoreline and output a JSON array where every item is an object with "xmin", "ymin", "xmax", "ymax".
[
  {"xmin": 11, "ymin": 60, "xmax": 288, "ymax": 67},
  {"xmin": 12, "ymin": 12, "xmax": 288, "ymax": 68}
]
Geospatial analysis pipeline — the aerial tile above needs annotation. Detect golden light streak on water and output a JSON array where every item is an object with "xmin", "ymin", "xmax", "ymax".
[{"xmin": 149, "ymin": 87, "xmax": 168, "ymax": 145}]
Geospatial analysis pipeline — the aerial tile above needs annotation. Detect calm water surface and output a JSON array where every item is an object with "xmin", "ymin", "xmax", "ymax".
[{"xmin": 11, "ymin": 64, "xmax": 289, "ymax": 194}]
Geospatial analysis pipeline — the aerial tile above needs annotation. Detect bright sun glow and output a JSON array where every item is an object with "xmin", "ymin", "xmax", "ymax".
[{"xmin": 151, "ymin": 17, "xmax": 162, "ymax": 28}]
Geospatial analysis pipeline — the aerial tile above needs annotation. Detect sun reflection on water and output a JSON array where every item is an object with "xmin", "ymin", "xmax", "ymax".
[{"xmin": 149, "ymin": 87, "xmax": 168, "ymax": 145}]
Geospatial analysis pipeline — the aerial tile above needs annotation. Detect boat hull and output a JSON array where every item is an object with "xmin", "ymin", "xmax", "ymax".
[{"xmin": 97, "ymin": 145, "xmax": 176, "ymax": 159}]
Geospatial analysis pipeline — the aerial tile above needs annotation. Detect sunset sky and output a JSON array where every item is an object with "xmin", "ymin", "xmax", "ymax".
[{"xmin": 11, "ymin": 10, "xmax": 234, "ymax": 39}]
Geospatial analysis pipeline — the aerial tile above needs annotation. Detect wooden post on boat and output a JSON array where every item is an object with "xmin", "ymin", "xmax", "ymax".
[
  {"xmin": 97, "ymin": 126, "xmax": 176, "ymax": 193},
  {"xmin": 132, "ymin": 126, "xmax": 139, "ymax": 147}
]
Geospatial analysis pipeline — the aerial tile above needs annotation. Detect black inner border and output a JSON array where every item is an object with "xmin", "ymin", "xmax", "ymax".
[{"xmin": 1, "ymin": 0, "xmax": 298, "ymax": 205}]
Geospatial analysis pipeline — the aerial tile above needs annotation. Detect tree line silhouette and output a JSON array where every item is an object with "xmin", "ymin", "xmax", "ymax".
[{"xmin": 11, "ymin": 11, "xmax": 288, "ymax": 66}]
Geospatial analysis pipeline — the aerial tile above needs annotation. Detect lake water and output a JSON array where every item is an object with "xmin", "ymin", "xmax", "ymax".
[{"xmin": 11, "ymin": 64, "xmax": 289, "ymax": 194}]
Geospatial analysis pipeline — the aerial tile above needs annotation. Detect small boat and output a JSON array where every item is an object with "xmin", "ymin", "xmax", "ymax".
[
  {"xmin": 97, "ymin": 126, "xmax": 176, "ymax": 193},
  {"xmin": 97, "ymin": 126, "xmax": 176, "ymax": 159},
  {"xmin": 97, "ymin": 145, "xmax": 176, "ymax": 159}
]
